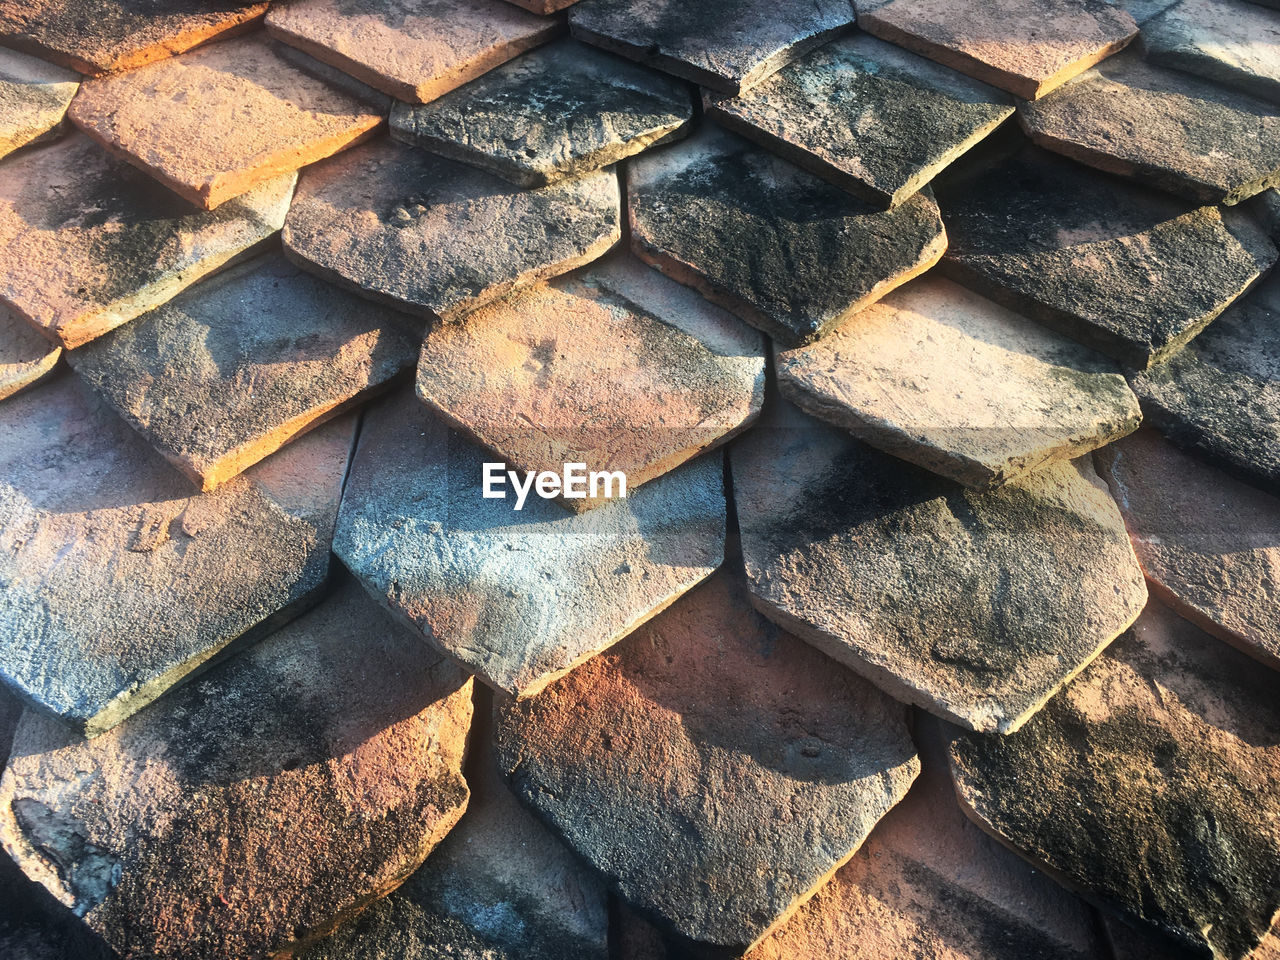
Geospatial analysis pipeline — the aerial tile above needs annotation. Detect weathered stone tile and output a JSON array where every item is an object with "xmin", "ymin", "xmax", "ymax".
[
  {"xmin": 568, "ymin": 0, "xmax": 855, "ymax": 94},
  {"xmin": 0, "ymin": 577, "xmax": 473, "ymax": 960},
  {"xmin": 390, "ymin": 39, "xmax": 692, "ymax": 189},
  {"xmin": 1140, "ymin": 0, "xmax": 1280, "ymax": 103},
  {"xmin": 285, "ymin": 138, "xmax": 620, "ymax": 322},
  {"xmin": 416, "ymin": 256, "xmax": 764, "ymax": 509},
  {"xmin": 948, "ymin": 598, "xmax": 1280, "ymax": 960},
  {"xmin": 0, "ymin": 303, "xmax": 59, "ymax": 401},
  {"xmin": 1254, "ymin": 187, "xmax": 1280, "ymax": 245},
  {"xmin": 0, "ymin": 0, "xmax": 265, "ymax": 75},
  {"xmin": 859, "ymin": 0, "xmax": 1137, "ymax": 99},
  {"xmin": 746, "ymin": 722, "xmax": 1104, "ymax": 960},
  {"xmin": 629, "ymin": 126, "xmax": 947, "ymax": 346},
  {"xmin": 776, "ymin": 275, "xmax": 1141, "ymax": 488},
  {"xmin": 301, "ymin": 719, "xmax": 608, "ymax": 960},
  {"xmin": 1020, "ymin": 53, "xmax": 1280, "ymax": 205},
  {"xmin": 0, "ymin": 375, "xmax": 353, "ymax": 737},
  {"xmin": 732, "ymin": 401, "xmax": 1147, "ymax": 734},
  {"xmin": 494, "ymin": 571, "xmax": 919, "ymax": 953},
  {"xmin": 267, "ymin": 0, "xmax": 560, "ymax": 105},
  {"xmin": 1130, "ymin": 273, "xmax": 1280, "ymax": 495},
  {"xmin": 334, "ymin": 390, "xmax": 724, "ymax": 699},
  {"xmin": 69, "ymin": 35, "xmax": 386, "ymax": 210},
  {"xmin": 936, "ymin": 144, "xmax": 1277, "ymax": 369},
  {"xmin": 1104, "ymin": 913, "xmax": 1280, "ymax": 960},
  {"xmin": 0, "ymin": 48, "xmax": 77, "ymax": 160},
  {"xmin": 69, "ymin": 252, "xmax": 417, "ymax": 491},
  {"xmin": 1098, "ymin": 426, "xmax": 1280, "ymax": 675},
  {"xmin": 705, "ymin": 33, "xmax": 1013, "ymax": 208},
  {"xmin": 0, "ymin": 134, "xmax": 293, "ymax": 350}
]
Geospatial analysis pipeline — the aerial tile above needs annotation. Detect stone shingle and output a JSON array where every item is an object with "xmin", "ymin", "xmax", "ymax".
[
  {"xmin": 1020, "ymin": 52, "xmax": 1280, "ymax": 205},
  {"xmin": 68, "ymin": 253, "xmax": 418, "ymax": 491},
  {"xmin": 266, "ymin": 0, "xmax": 561, "ymax": 105},
  {"xmin": 0, "ymin": 577, "xmax": 473, "ymax": 960},
  {"xmin": 0, "ymin": 303, "xmax": 58, "ymax": 401},
  {"xmin": 949, "ymin": 598, "xmax": 1280, "ymax": 960},
  {"xmin": 732, "ymin": 401, "xmax": 1147, "ymax": 734},
  {"xmin": 68, "ymin": 35, "xmax": 386, "ymax": 210},
  {"xmin": 493, "ymin": 571, "xmax": 920, "ymax": 953},
  {"xmin": 416, "ymin": 256, "xmax": 764, "ymax": 508},
  {"xmin": 706, "ymin": 33, "xmax": 1012, "ymax": 208},
  {"xmin": 859, "ymin": 0, "xmax": 1137, "ymax": 99},
  {"xmin": 937, "ymin": 143, "xmax": 1277, "ymax": 369},
  {"xmin": 568, "ymin": 0, "xmax": 855, "ymax": 94},
  {"xmin": 0, "ymin": 47, "xmax": 77, "ymax": 160},
  {"xmin": 390, "ymin": 39, "xmax": 692, "ymax": 188},
  {"xmin": 0, "ymin": 376, "xmax": 353, "ymax": 737},
  {"xmin": 628, "ymin": 126, "xmax": 947, "ymax": 346},
  {"xmin": 284, "ymin": 138, "xmax": 620, "ymax": 322},
  {"xmin": 1140, "ymin": 0, "xmax": 1280, "ymax": 103},
  {"xmin": 0, "ymin": 0, "xmax": 266, "ymax": 75},
  {"xmin": 334, "ymin": 390, "xmax": 724, "ymax": 699}
]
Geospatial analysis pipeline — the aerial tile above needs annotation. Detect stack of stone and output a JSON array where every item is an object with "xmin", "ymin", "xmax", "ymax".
[{"xmin": 0, "ymin": 0, "xmax": 1277, "ymax": 958}]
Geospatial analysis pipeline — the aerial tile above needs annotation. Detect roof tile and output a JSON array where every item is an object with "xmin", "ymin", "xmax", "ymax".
[
  {"xmin": 0, "ymin": 304, "xmax": 59, "ymax": 401},
  {"xmin": 0, "ymin": 47, "xmax": 77, "ymax": 160},
  {"xmin": 1140, "ymin": 0, "xmax": 1280, "ymax": 103}
]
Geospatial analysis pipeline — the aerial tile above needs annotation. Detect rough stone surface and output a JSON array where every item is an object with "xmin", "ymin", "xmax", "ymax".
[
  {"xmin": 390, "ymin": 39, "xmax": 692, "ymax": 189},
  {"xmin": 504, "ymin": 0, "xmax": 580, "ymax": 11},
  {"xmin": 1021, "ymin": 52, "xmax": 1280, "ymax": 205},
  {"xmin": 0, "ymin": 48, "xmax": 77, "ymax": 159},
  {"xmin": 69, "ymin": 35, "xmax": 386, "ymax": 210},
  {"xmin": 0, "ymin": 578, "xmax": 474, "ymax": 960},
  {"xmin": 1131, "ymin": 272, "xmax": 1280, "ymax": 494},
  {"xmin": 285, "ymin": 138, "xmax": 620, "ymax": 322},
  {"xmin": 568, "ymin": 0, "xmax": 855, "ymax": 95},
  {"xmin": 1098, "ymin": 427, "xmax": 1280, "ymax": 679},
  {"xmin": 937, "ymin": 143, "xmax": 1277, "ymax": 369},
  {"xmin": 0, "ymin": 133, "xmax": 293, "ymax": 349},
  {"xmin": 0, "ymin": 375, "xmax": 353, "ymax": 737},
  {"xmin": 494, "ymin": 571, "xmax": 920, "ymax": 952},
  {"xmin": 949, "ymin": 598, "xmax": 1280, "ymax": 960},
  {"xmin": 746, "ymin": 722, "xmax": 1104, "ymax": 960},
  {"xmin": 1140, "ymin": 0, "xmax": 1280, "ymax": 103},
  {"xmin": 776, "ymin": 274, "xmax": 1141, "ymax": 488},
  {"xmin": 69, "ymin": 252, "xmax": 417, "ymax": 491},
  {"xmin": 860, "ymin": 0, "xmax": 1137, "ymax": 99},
  {"xmin": 705, "ymin": 33, "xmax": 1013, "ymax": 208},
  {"xmin": 732, "ymin": 401, "xmax": 1148, "ymax": 734},
  {"xmin": 1105, "ymin": 913, "xmax": 1280, "ymax": 960},
  {"xmin": 416, "ymin": 256, "xmax": 765, "ymax": 508},
  {"xmin": 629, "ymin": 126, "xmax": 947, "ymax": 346},
  {"xmin": 301, "ymin": 716, "xmax": 608, "ymax": 960},
  {"xmin": 334, "ymin": 390, "xmax": 725, "ymax": 699},
  {"xmin": 0, "ymin": 303, "xmax": 59, "ymax": 401},
  {"xmin": 0, "ymin": 0, "xmax": 266, "ymax": 75},
  {"xmin": 267, "ymin": 0, "xmax": 560, "ymax": 105}
]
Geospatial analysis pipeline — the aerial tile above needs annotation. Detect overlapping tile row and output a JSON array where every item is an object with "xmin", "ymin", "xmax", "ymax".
[{"xmin": 0, "ymin": 0, "xmax": 1278, "ymax": 958}]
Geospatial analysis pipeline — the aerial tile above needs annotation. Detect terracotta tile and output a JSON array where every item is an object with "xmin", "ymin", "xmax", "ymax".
[
  {"xmin": 0, "ymin": 47, "xmax": 77, "ymax": 160},
  {"xmin": 415, "ymin": 255, "xmax": 764, "ymax": 508},
  {"xmin": 493, "ymin": 571, "xmax": 920, "ymax": 953},
  {"xmin": 390, "ymin": 39, "xmax": 692, "ymax": 188},
  {"xmin": 0, "ymin": 375, "xmax": 353, "ymax": 737},
  {"xmin": 776, "ymin": 274, "xmax": 1142, "ymax": 488},
  {"xmin": 0, "ymin": 303, "xmax": 59, "ymax": 401},
  {"xmin": 732, "ymin": 401, "xmax": 1148, "ymax": 734},
  {"xmin": 1021, "ymin": 52, "xmax": 1280, "ymax": 205},
  {"xmin": 69, "ymin": 252, "xmax": 418, "ymax": 491},
  {"xmin": 860, "ymin": 0, "xmax": 1137, "ymax": 100},
  {"xmin": 285, "ymin": 138, "xmax": 620, "ymax": 322},
  {"xmin": 937, "ymin": 143, "xmax": 1277, "ymax": 368},
  {"xmin": 1140, "ymin": 0, "xmax": 1280, "ymax": 103},
  {"xmin": 706, "ymin": 33, "xmax": 1013, "ymax": 207},
  {"xmin": 628, "ymin": 126, "xmax": 947, "ymax": 346},
  {"xmin": 568, "ymin": 0, "xmax": 855, "ymax": 94},
  {"xmin": 0, "ymin": 577, "xmax": 473, "ymax": 960},
  {"xmin": 333, "ymin": 390, "xmax": 724, "ymax": 699},
  {"xmin": 0, "ymin": 0, "xmax": 266, "ymax": 75},
  {"xmin": 949, "ymin": 598, "xmax": 1280, "ymax": 960},
  {"xmin": 0, "ymin": 133, "xmax": 293, "ymax": 349},
  {"xmin": 69, "ymin": 35, "xmax": 386, "ymax": 210},
  {"xmin": 267, "ymin": 0, "xmax": 561, "ymax": 104}
]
